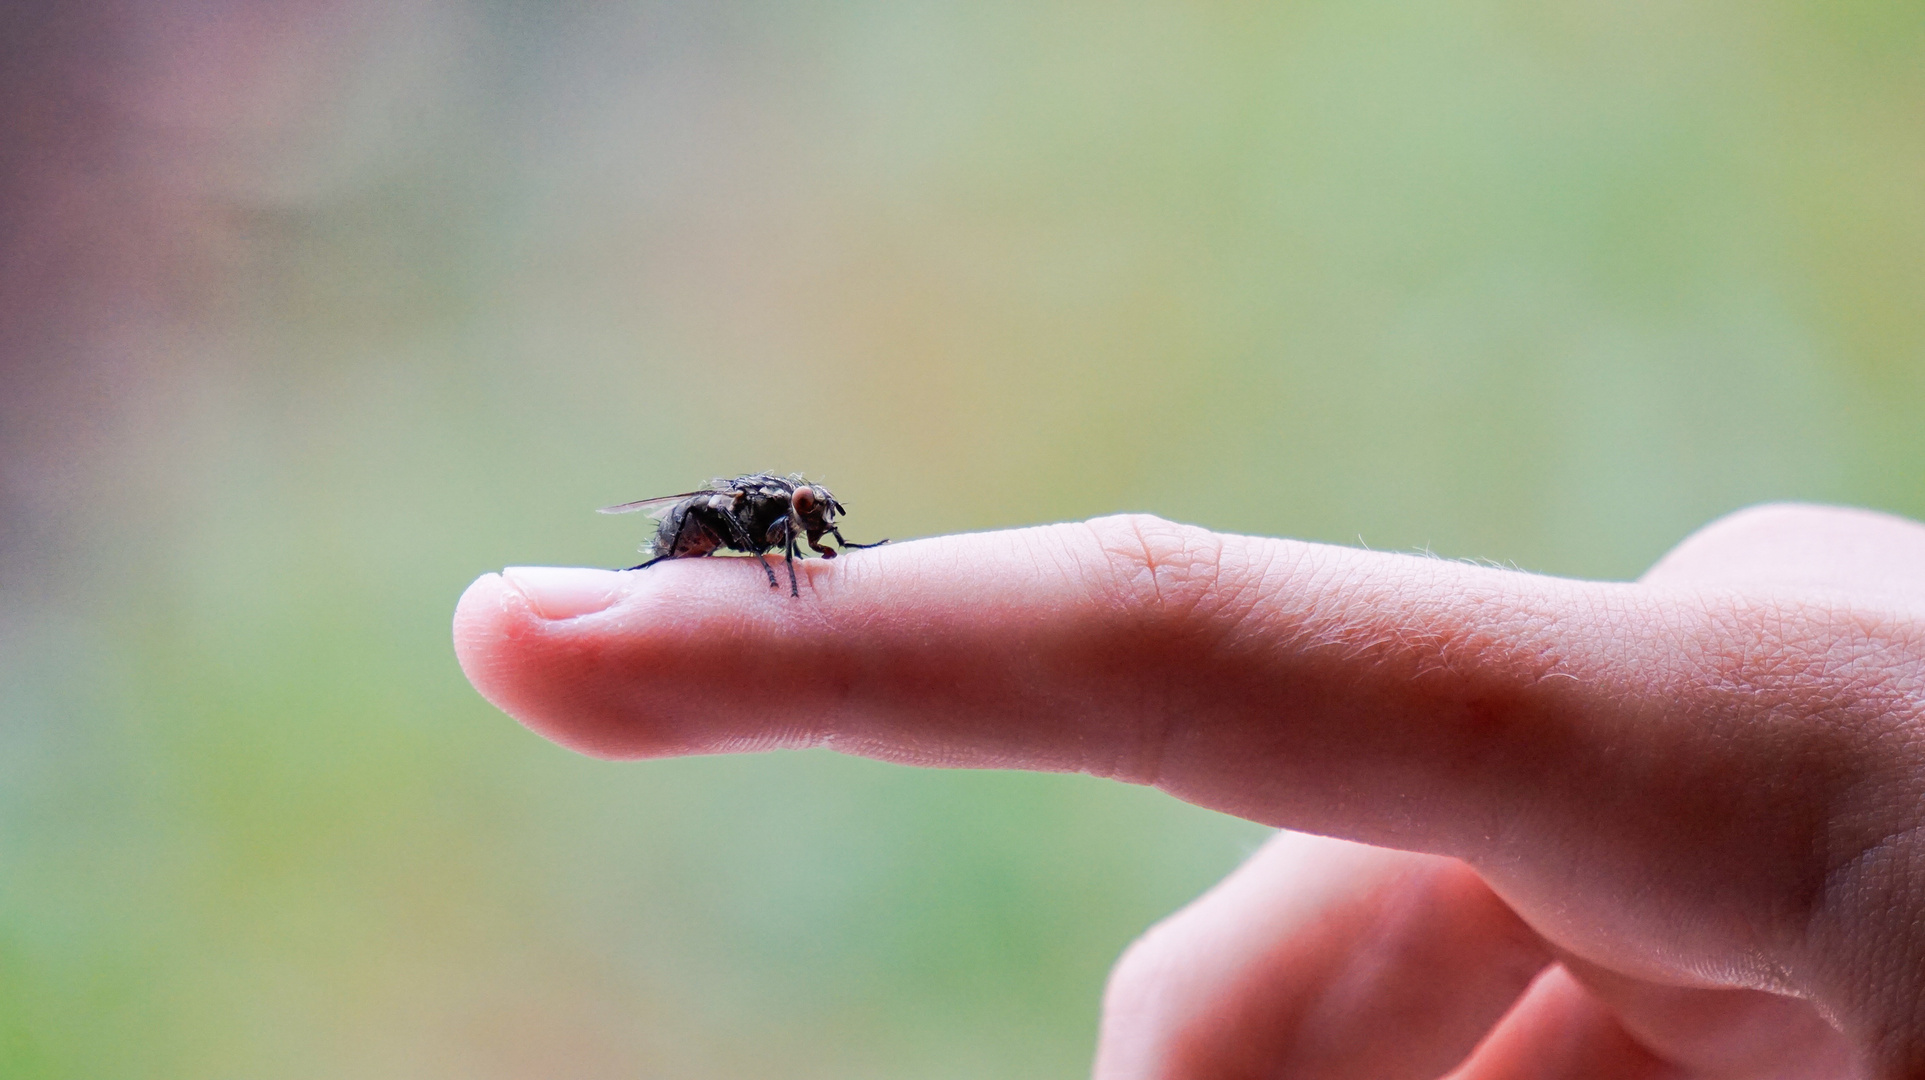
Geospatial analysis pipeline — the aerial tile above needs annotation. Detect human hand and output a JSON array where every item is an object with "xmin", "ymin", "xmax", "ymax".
[{"xmin": 453, "ymin": 503, "xmax": 1925, "ymax": 1079}]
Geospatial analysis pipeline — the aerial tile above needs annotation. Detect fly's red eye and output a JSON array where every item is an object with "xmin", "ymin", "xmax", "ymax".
[{"xmin": 792, "ymin": 486, "xmax": 817, "ymax": 513}]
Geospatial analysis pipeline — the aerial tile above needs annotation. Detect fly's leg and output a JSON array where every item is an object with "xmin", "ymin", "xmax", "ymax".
[
  {"xmin": 622, "ymin": 508, "xmax": 694, "ymax": 571},
  {"xmin": 769, "ymin": 515, "xmax": 801, "ymax": 597},
  {"xmin": 720, "ymin": 510, "xmax": 781, "ymax": 590},
  {"xmin": 731, "ymin": 485, "xmax": 774, "ymax": 590},
  {"xmin": 738, "ymin": 532, "xmax": 779, "ymax": 590},
  {"xmin": 830, "ymin": 527, "xmax": 889, "ymax": 550}
]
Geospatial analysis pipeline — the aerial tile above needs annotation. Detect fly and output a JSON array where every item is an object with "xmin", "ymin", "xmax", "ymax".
[{"xmin": 599, "ymin": 473, "xmax": 888, "ymax": 596}]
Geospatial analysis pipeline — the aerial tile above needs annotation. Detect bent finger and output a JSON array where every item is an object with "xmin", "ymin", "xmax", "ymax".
[
  {"xmin": 1094, "ymin": 830, "xmax": 1548, "ymax": 1080},
  {"xmin": 1447, "ymin": 965, "xmax": 1680, "ymax": 1080},
  {"xmin": 1642, "ymin": 502, "xmax": 1925, "ymax": 604}
]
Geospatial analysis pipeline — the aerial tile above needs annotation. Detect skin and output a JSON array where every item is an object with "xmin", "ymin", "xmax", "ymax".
[{"xmin": 452, "ymin": 503, "xmax": 1925, "ymax": 1079}]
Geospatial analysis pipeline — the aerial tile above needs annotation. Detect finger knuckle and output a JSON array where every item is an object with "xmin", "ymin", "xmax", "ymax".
[{"xmin": 1079, "ymin": 513, "xmax": 1228, "ymax": 618}]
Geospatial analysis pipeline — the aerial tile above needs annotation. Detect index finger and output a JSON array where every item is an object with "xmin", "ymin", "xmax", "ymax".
[{"xmin": 455, "ymin": 514, "xmax": 1648, "ymax": 848}]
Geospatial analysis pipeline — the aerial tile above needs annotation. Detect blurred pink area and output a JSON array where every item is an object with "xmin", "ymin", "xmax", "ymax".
[{"xmin": 1, "ymin": 1, "xmax": 449, "ymax": 583}]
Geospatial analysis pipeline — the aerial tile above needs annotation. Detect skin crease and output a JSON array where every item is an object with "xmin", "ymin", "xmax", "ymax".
[{"xmin": 453, "ymin": 503, "xmax": 1925, "ymax": 1079}]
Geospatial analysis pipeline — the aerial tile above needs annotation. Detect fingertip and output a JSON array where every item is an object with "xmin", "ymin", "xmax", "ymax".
[
  {"xmin": 452, "ymin": 566, "xmax": 700, "ymax": 760},
  {"xmin": 452, "ymin": 571, "xmax": 532, "ymax": 718},
  {"xmin": 454, "ymin": 569, "xmax": 630, "ymax": 749},
  {"xmin": 453, "ymin": 570, "xmax": 509, "ymax": 661}
]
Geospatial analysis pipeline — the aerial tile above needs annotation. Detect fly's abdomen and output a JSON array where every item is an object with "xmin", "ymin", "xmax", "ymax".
[{"xmin": 651, "ymin": 503, "xmax": 725, "ymax": 559}]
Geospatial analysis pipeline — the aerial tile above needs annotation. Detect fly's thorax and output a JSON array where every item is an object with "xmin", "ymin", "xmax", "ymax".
[{"xmin": 734, "ymin": 490, "xmax": 794, "ymax": 547}]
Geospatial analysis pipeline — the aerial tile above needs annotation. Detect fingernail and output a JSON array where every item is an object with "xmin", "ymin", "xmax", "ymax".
[{"xmin": 502, "ymin": 567, "xmax": 625, "ymax": 620}]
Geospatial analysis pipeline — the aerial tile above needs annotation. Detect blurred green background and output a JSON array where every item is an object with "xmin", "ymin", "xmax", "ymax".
[{"xmin": 2, "ymin": 1, "xmax": 1922, "ymax": 1076}]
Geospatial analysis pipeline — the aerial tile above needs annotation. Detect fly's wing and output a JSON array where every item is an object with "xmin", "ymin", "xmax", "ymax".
[{"xmin": 597, "ymin": 492, "xmax": 707, "ymax": 517}]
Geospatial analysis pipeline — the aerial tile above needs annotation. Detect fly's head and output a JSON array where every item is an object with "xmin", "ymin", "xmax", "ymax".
[{"xmin": 788, "ymin": 483, "xmax": 845, "ymax": 534}]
